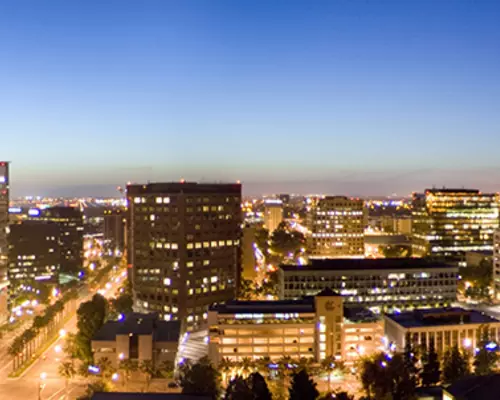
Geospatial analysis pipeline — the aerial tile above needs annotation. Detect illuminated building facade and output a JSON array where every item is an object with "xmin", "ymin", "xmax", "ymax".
[
  {"xmin": 241, "ymin": 224, "xmax": 257, "ymax": 281},
  {"xmin": 8, "ymin": 220, "xmax": 61, "ymax": 296},
  {"xmin": 279, "ymin": 258, "xmax": 458, "ymax": 312},
  {"xmin": 0, "ymin": 162, "xmax": 9, "ymax": 320},
  {"xmin": 37, "ymin": 207, "xmax": 85, "ymax": 277},
  {"xmin": 412, "ymin": 189, "xmax": 499, "ymax": 260},
  {"xmin": 307, "ymin": 196, "xmax": 365, "ymax": 258},
  {"xmin": 127, "ymin": 182, "xmax": 242, "ymax": 329},
  {"xmin": 385, "ymin": 308, "xmax": 500, "ymax": 355},
  {"xmin": 494, "ymin": 229, "xmax": 500, "ymax": 301},
  {"xmin": 0, "ymin": 162, "xmax": 9, "ymax": 281},
  {"xmin": 208, "ymin": 289, "xmax": 383, "ymax": 365},
  {"xmin": 263, "ymin": 199, "xmax": 283, "ymax": 233}
]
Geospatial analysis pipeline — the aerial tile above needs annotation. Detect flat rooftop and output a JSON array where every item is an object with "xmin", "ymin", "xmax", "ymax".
[
  {"xmin": 93, "ymin": 313, "xmax": 181, "ymax": 342},
  {"xmin": 210, "ymin": 298, "xmax": 316, "ymax": 314},
  {"xmin": 281, "ymin": 258, "xmax": 455, "ymax": 272},
  {"xmin": 92, "ymin": 394, "xmax": 211, "ymax": 400},
  {"xmin": 386, "ymin": 307, "xmax": 500, "ymax": 328},
  {"xmin": 127, "ymin": 182, "xmax": 241, "ymax": 195}
]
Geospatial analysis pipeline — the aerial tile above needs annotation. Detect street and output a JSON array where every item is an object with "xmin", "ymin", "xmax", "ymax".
[{"xmin": 0, "ymin": 266, "xmax": 125, "ymax": 400}]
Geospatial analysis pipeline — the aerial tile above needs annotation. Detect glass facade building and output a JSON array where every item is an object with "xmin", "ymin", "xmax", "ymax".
[{"xmin": 412, "ymin": 189, "xmax": 499, "ymax": 260}]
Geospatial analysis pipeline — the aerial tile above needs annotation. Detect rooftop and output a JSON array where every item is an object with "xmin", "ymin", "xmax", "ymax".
[
  {"xmin": 281, "ymin": 258, "xmax": 455, "ymax": 272},
  {"xmin": 445, "ymin": 374, "xmax": 500, "ymax": 400},
  {"xmin": 385, "ymin": 307, "xmax": 500, "ymax": 328},
  {"xmin": 425, "ymin": 188, "xmax": 480, "ymax": 194},
  {"xmin": 210, "ymin": 298, "xmax": 316, "ymax": 314},
  {"xmin": 92, "ymin": 313, "xmax": 181, "ymax": 342},
  {"xmin": 127, "ymin": 182, "xmax": 241, "ymax": 195}
]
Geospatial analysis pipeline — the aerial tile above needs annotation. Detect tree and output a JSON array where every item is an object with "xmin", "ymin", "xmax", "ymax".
[
  {"xmin": 179, "ymin": 357, "xmax": 221, "ymax": 400},
  {"xmin": 442, "ymin": 345, "xmax": 470, "ymax": 384},
  {"xmin": 140, "ymin": 359, "xmax": 157, "ymax": 391},
  {"xmin": 239, "ymin": 357, "xmax": 255, "ymax": 377},
  {"xmin": 219, "ymin": 358, "xmax": 235, "ymax": 386},
  {"xmin": 270, "ymin": 222, "xmax": 305, "ymax": 262},
  {"xmin": 320, "ymin": 356, "xmax": 337, "ymax": 392},
  {"xmin": 224, "ymin": 376, "xmax": 253, "ymax": 400},
  {"xmin": 248, "ymin": 372, "xmax": 273, "ymax": 400},
  {"xmin": 474, "ymin": 326, "xmax": 498, "ymax": 376},
  {"xmin": 420, "ymin": 340, "xmax": 441, "ymax": 386},
  {"xmin": 403, "ymin": 337, "xmax": 420, "ymax": 385},
  {"xmin": 96, "ymin": 357, "xmax": 116, "ymax": 382},
  {"xmin": 59, "ymin": 361, "xmax": 76, "ymax": 396},
  {"xmin": 238, "ymin": 279, "xmax": 255, "ymax": 300},
  {"xmin": 159, "ymin": 359, "xmax": 175, "ymax": 380},
  {"xmin": 119, "ymin": 359, "xmax": 139, "ymax": 388},
  {"xmin": 360, "ymin": 352, "xmax": 416, "ymax": 400},
  {"xmin": 288, "ymin": 369, "xmax": 319, "ymax": 400},
  {"xmin": 64, "ymin": 333, "xmax": 80, "ymax": 366},
  {"xmin": 111, "ymin": 293, "xmax": 133, "ymax": 316},
  {"xmin": 76, "ymin": 294, "xmax": 107, "ymax": 363}
]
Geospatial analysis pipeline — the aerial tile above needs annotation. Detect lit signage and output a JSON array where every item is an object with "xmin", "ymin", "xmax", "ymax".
[
  {"xmin": 8, "ymin": 207, "xmax": 22, "ymax": 213},
  {"xmin": 28, "ymin": 208, "xmax": 41, "ymax": 217}
]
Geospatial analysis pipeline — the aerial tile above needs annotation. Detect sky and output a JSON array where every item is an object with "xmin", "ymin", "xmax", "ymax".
[{"xmin": 1, "ymin": 0, "xmax": 500, "ymax": 197}]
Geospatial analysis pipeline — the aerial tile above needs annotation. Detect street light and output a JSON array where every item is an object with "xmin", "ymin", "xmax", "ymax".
[
  {"xmin": 39, "ymin": 372, "xmax": 47, "ymax": 400},
  {"xmin": 59, "ymin": 329, "xmax": 66, "ymax": 338}
]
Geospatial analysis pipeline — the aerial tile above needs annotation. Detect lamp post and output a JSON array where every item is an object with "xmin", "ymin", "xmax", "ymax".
[{"xmin": 38, "ymin": 372, "xmax": 47, "ymax": 400}]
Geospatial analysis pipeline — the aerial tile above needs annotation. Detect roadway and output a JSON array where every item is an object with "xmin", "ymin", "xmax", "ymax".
[{"xmin": 0, "ymin": 267, "xmax": 126, "ymax": 399}]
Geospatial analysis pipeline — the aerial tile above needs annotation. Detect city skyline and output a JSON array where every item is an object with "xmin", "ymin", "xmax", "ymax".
[{"xmin": 2, "ymin": 1, "xmax": 500, "ymax": 196}]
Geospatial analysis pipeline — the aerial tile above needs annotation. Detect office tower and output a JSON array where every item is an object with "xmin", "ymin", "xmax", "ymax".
[
  {"xmin": 263, "ymin": 199, "xmax": 283, "ymax": 233},
  {"xmin": 38, "ymin": 207, "xmax": 84, "ymax": 276},
  {"xmin": 412, "ymin": 189, "xmax": 499, "ymax": 260},
  {"xmin": 8, "ymin": 221, "xmax": 61, "ymax": 297},
  {"xmin": 0, "ymin": 162, "xmax": 9, "ymax": 321},
  {"xmin": 103, "ymin": 208, "xmax": 126, "ymax": 254},
  {"xmin": 279, "ymin": 258, "xmax": 458, "ymax": 311},
  {"xmin": 241, "ymin": 224, "xmax": 257, "ymax": 281},
  {"xmin": 307, "ymin": 196, "xmax": 365, "ymax": 258},
  {"xmin": 494, "ymin": 229, "xmax": 500, "ymax": 301},
  {"xmin": 127, "ymin": 182, "xmax": 242, "ymax": 330},
  {"xmin": 0, "ymin": 162, "xmax": 9, "ymax": 281}
]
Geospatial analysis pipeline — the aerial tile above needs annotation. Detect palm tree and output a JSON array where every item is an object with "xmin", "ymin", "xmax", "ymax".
[
  {"xmin": 119, "ymin": 359, "xmax": 139, "ymax": 388},
  {"xmin": 219, "ymin": 357, "xmax": 234, "ymax": 387},
  {"xmin": 59, "ymin": 361, "xmax": 76, "ymax": 398},
  {"xmin": 320, "ymin": 356, "xmax": 336, "ymax": 392},
  {"xmin": 139, "ymin": 359, "xmax": 157, "ymax": 391},
  {"xmin": 256, "ymin": 356, "xmax": 272, "ymax": 378},
  {"xmin": 96, "ymin": 357, "xmax": 115, "ymax": 381},
  {"xmin": 239, "ymin": 357, "xmax": 254, "ymax": 377},
  {"xmin": 159, "ymin": 360, "xmax": 175, "ymax": 390}
]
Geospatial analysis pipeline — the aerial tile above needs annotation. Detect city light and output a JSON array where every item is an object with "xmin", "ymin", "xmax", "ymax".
[
  {"xmin": 112, "ymin": 373, "xmax": 119, "ymax": 381},
  {"xmin": 119, "ymin": 353, "xmax": 125, "ymax": 360},
  {"xmin": 463, "ymin": 338, "xmax": 472, "ymax": 348},
  {"xmin": 88, "ymin": 365, "xmax": 100, "ymax": 374},
  {"xmin": 40, "ymin": 372, "xmax": 47, "ymax": 380},
  {"xmin": 118, "ymin": 314, "xmax": 124, "ymax": 321},
  {"xmin": 55, "ymin": 345, "xmax": 62, "ymax": 353}
]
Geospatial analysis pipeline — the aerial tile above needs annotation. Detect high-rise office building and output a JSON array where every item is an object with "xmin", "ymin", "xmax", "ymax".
[
  {"xmin": 412, "ymin": 189, "xmax": 499, "ymax": 260},
  {"xmin": 37, "ymin": 207, "xmax": 84, "ymax": 276},
  {"xmin": 127, "ymin": 182, "xmax": 242, "ymax": 330},
  {"xmin": 263, "ymin": 199, "xmax": 283, "ymax": 233},
  {"xmin": 8, "ymin": 221, "xmax": 61, "ymax": 296},
  {"xmin": 0, "ymin": 162, "xmax": 9, "ymax": 321},
  {"xmin": 103, "ymin": 208, "xmax": 126, "ymax": 254},
  {"xmin": 0, "ymin": 162, "xmax": 9, "ymax": 281},
  {"xmin": 307, "ymin": 196, "xmax": 365, "ymax": 258},
  {"xmin": 493, "ymin": 229, "xmax": 500, "ymax": 302}
]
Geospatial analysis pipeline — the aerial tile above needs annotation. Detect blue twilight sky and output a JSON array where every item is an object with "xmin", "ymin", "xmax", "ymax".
[{"xmin": 1, "ymin": 0, "xmax": 500, "ymax": 197}]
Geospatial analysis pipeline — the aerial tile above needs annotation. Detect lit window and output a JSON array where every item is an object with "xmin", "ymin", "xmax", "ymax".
[
  {"xmin": 156, "ymin": 197, "xmax": 163, "ymax": 204},
  {"xmin": 164, "ymin": 278, "xmax": 171, "ymax": 286},
  {"xmin": 172, "ymin": 243, "xmax": 178, "ymax": 250},
  {"xmin": 134, "ymin": 197, "xmax": 141, "ymax": 204},
  {"xmin": 187, "ymin": 243, "xmax": 194, "ymax": 249}
]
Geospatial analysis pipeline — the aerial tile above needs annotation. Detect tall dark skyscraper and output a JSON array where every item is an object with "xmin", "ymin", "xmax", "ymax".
[
  {"xmin": 127, "ymin": 182, "xmax": 242, "ymax": 330},
  {"xmin": 103, "ymin": 208, "xmax": 126, "ymax": 254},
  {"xmin": 37, "ymin": 207, "xmax": 84, "ymax": 276}
]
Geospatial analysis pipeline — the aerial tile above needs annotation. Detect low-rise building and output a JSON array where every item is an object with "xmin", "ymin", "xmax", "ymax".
[
  {"xmin": 384, "ymin": 308, "xmax": 500, "ymax": 355},
  {"xmin": 279, "ymin": 258, "xmax": 458, "ymax": 313},
  {"xmin": 208, "ymin": 289, "xmax": 383, "ymax": 366},
  {"xmin": 465, "ymin": 250, "xmax": 492, "ymax": 268},
  {"xmin": 92, "ymin": 313, "xmax": 181, "ymax": 367}
]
